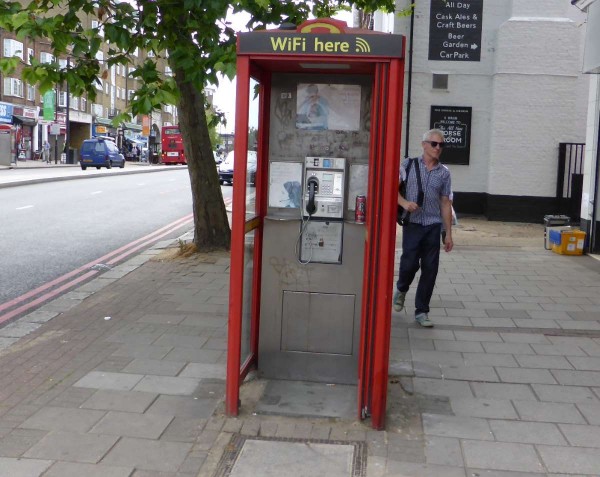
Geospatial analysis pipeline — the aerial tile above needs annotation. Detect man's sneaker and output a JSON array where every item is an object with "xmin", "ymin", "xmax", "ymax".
[
  {"xmin": 393, "ymin": 290, "xmax": 407, "ymax": 312},
  {"xmin": 415, "ymin": 312, "xmax": 433, "ymax": 327}
]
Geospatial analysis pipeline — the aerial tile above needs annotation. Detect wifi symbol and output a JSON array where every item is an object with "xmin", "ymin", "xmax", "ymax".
[{"xmin": 355, "ymin": 37, "xmax": 371, "ymax": 53}]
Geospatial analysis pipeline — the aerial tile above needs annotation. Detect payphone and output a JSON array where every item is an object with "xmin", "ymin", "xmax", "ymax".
[
  {"xmin": 303, "ymin": 157, "xmax": 346, "ymax": 219},
  {"xmin": 299, "ymin": 157, "xmax": 346, "ymax": 264}
]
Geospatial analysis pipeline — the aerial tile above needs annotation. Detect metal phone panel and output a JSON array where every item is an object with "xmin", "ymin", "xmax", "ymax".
[
  {"xmin": 299, "ymin": 221, "xmax": 343, "ymax": 264},
  {"xmin": 281, "ymin": 291, "xmax": 355, "ymax": 355}
]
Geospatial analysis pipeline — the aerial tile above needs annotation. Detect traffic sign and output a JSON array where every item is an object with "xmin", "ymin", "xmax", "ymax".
[{"xmin": 428, "ymin": 0, "xmax": 483, "ymax": 62}]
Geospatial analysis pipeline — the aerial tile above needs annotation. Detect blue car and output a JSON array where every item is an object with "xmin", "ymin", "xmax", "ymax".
[{"xmin": 79, "ymin": 137, "xmax": 126, "ymax": 170}]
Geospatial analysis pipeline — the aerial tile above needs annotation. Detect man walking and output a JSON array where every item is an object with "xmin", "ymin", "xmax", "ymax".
[
  {"xmin": 394, "ymin": 129, "xmax": 453, "ymax": 327},
  {"xmin": 43, "ymin": 140, "xmax": 50, "ymax": 163}
]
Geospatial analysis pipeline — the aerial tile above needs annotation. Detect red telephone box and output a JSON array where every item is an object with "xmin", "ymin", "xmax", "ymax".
[{"xmin": 226, "ymin": 18, "xmax": 405, "ymax": 430}]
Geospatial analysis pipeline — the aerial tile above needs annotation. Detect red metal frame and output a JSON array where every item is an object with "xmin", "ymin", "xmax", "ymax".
[
  {"xmin": 226, "ymin": 20, "xmax": 405, "ymax": 429},
  {"xmin": 225, "ymin": 56, "xmax": 250, "ymax": 416}
]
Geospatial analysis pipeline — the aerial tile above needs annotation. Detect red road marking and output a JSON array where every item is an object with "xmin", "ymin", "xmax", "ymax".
[{"xmin": 0, "ymin": 214, "xmax": 194, "ymax": 325}]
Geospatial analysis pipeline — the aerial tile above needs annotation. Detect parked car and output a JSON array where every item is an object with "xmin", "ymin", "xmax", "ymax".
[
  {"xmin": 79, "ymin": 137, "xmax": 126, "ymax": 170},
  {"xmin": 218, "ymin": 150, "xmax": 257, "ymax": 185}
]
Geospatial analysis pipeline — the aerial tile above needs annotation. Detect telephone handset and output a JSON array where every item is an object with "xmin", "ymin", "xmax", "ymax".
[
  {"xmin": 302, "ymin": 157, "xmax": 346, "ymax": 219},
  {"xmin": 306, "ymin": 176, "xmax": 319, "ymax": 216}
]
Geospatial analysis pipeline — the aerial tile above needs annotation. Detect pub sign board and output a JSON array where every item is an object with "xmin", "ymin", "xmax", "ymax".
[
  {"xmin": 430, "ymin": 105, "xmax": 472, "ymax": 165},
  {"xmin": 428, "ymin": 0, "xmax": 483, "ymax": 62}
]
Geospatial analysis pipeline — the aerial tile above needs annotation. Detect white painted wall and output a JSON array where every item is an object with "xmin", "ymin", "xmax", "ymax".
[{"xmin": 378, "ymin": 0, "xmax": 588, "ymax": 199}]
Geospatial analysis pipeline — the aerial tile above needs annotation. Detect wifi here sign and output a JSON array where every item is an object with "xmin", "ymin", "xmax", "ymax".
[{"xmin": 238, "ymin": 33, "xmax": 405, "ymax": 58}]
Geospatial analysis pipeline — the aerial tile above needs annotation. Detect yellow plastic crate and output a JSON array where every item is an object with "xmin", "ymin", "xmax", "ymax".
[{"xmin": 551, "ymin": 230, "xmax": 586, "ymax": 255}]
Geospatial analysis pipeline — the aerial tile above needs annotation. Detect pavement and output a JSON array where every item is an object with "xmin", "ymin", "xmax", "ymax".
[{"xmin": 2, "ymin": 164, "xmax": 600, "ymax": 476}]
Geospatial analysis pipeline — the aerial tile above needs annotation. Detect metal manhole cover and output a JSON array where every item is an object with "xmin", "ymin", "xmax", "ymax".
[{"xmin": 214, "ymin": 434, "xmax": 366, "ymax": 477}]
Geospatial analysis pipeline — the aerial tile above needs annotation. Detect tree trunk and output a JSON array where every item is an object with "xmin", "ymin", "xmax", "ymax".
[{"xmin": 174, "ymin": 74, "xmax": 231, "ymax": 251}]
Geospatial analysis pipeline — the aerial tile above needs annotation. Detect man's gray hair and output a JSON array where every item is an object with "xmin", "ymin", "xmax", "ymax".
[{"xmin": 422, "ymin": 129, "xmax": 445, "ymax": 142}]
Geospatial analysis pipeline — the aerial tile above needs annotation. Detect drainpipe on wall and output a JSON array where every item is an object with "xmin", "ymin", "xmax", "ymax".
[
  {"xmin": 592, "ymin": 108, "xmax": 600, "ymax": 252},
  {"xmin": 404, "ymin": 2, "xmax": 415, "ymax": 158}
]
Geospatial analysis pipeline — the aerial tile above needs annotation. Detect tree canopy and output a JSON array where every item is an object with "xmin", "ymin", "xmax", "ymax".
[{"xmin": 0, "ymin": 0, "xmax": 400, "ymax": 251}]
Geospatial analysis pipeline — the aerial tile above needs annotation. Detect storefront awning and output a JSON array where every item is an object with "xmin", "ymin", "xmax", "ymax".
[
  {"xmin": 13, "ymin": 115, "xmax": 38, "ymax": 126},
  {"xmin": 123, "ymin": 122, "xmax": 142, "ymax": 131},
  {"xmin": 95, "ymin": 117, "xmax": 114, "ymax": 126}
]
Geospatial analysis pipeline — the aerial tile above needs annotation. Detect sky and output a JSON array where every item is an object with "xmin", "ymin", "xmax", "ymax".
[{"xmin": 212, "ymin": 9, "xmax": 353, "ymax": 133}]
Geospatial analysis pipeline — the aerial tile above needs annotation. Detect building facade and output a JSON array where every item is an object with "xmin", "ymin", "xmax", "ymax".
[
  {"xmin": 0, "ymin": 10, "xmax": 178, "ymax": 164},
  {"xmin": 573, "ymin": 0, "xmax": 600, "ymax": 251},
  {"xmin": 374, "ymin": 0, "xmax": 589, "ymax": 222}
]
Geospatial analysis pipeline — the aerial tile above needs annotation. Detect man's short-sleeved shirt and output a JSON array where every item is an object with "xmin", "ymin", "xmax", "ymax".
[{"xmin": 400, "ymin": 156, "xmax": 451, "ymax": 226}]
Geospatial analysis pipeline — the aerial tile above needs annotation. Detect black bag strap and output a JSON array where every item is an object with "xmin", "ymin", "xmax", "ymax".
[
  {"xmin": 401, "ymin": 158, "xmax": 423, "ymax": 198},
  {"xmin": 413, "ymin": 158, "xmax": 424, "ymax": 206}
]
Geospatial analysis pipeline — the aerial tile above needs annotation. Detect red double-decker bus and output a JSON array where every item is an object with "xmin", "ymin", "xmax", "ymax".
[{"xmin": 161, "ymin": 125, "xmax": 186, "ymax": 165}]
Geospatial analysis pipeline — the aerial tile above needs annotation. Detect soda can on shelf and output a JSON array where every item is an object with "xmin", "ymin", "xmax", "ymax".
[{"xmin": 355, "ymin": 195, "xmax": 366, "ymax": 223}]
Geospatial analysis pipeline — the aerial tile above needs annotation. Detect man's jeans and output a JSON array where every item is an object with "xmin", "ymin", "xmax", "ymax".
[{"xmin": 396, "ymin": 222, "xmax": 442, "ymax": 314}]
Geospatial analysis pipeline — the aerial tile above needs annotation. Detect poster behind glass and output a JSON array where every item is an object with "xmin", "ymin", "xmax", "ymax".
[{"xmin": 296, "ymin": 84, "xmax": 361, "ymax": 131}]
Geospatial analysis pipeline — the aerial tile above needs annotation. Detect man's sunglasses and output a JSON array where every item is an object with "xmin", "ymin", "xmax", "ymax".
[{"xmin": 424, "ymin": 140, "xmax": 446, "ymax": 148}]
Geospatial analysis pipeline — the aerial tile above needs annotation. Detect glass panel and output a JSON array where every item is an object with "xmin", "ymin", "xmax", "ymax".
[
  {"xmin": 240, "ymin": 228, "xmax": 255, "ymax": 365},
  {"xmin": 246, "ymin": 78, "xmax": 260, "ymax": 218}
]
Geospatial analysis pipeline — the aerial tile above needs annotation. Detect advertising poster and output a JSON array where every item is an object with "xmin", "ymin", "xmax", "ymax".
[
  {"xmin": 296, "ymin": 83, "xmax": 361, "ymax": 131},
  {"xmin": 430, "ymin": 105, "xmax": 472, "ymax": 165}
]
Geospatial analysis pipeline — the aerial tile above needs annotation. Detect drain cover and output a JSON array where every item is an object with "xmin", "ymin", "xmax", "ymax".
[{"xmin": 214, "ymin": 434, "xmax": 366, "ymax": 477}]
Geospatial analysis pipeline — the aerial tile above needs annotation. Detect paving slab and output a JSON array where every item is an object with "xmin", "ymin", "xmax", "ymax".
[
  {"xmin": 461, "ymin": 440, "xmax": 544, "ymax": 473},
  {"xmin": 89, "ymin": 410, "xmax": 173, "ymax": 439},
  {"xmin": 145, "ymin": 395, "xmax": 218, "ymax": 418},
  {"xmin": 512, "ymin": 400, "xmax": 586, "ymax": 424},
  {"xmin": 0, "ymin": 457, "xmax": 52, "ymax": 477},
  {"xmin": 422, "ymin": 414, "xmax": 493, "ymax": 440},
  {"xmin": 19, "ymin": 406, "xmax": 106, "ymax": 433},
  {"xmin": 133, "ymin": 375, "xmax": 200, "ymax": 395},
  {"xmin": 73, "ymin": 371, "xmax": 144, "ymax": 391},
  {"xmin": 489, "ymin": 420, "xmax": 567, "ymax": 445},
  {"xmin": 24, "ymin": 430, "xmax": 119, "ymax": 463},
  {"xmin": 558, "ymin": 423, "xmax": 600, "ymax": 447},
  {"xmin": 79, "ymin": 389, "xmax": 158, "ymax": 413},
  {"xmin": 101, "ymin": 436, "xmax": 192, "ymax": 472},
  {"xmin": 43, "ymin": 462, "xmax": 133, "ymax": 477},
  {"xmin": 449, "ymin": 397, "xmax": 518, "ymax": 419},
  {"xmin": 537, "ymin": 445, "xmax": 600, "ymax": 474},
  {"xmin": 531, "ymin": 384, "xmax": 599, "ymax": 404}
]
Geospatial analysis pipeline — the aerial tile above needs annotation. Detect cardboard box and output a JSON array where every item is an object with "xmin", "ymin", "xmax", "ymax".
[{"xmin": 551, "ymin": 229, "xmax": 586, "ymax": 256}]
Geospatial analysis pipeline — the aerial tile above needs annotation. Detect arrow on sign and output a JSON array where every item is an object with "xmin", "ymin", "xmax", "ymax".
[{"xmin": 470, "ymin": 44, "xmax": 478, "ymax": 50}]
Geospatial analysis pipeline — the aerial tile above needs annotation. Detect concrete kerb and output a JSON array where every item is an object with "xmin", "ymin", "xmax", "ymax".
[{"xmin": 0, "ymin": 163, "xmax": 188, "ymax": 189}]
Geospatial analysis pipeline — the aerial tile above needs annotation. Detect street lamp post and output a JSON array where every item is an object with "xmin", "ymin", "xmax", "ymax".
[{"xmin": 65, "ymin": 57, "xmax": 70, "ymax": 164}]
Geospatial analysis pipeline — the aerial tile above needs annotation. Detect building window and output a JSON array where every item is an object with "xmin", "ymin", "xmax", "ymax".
[
  {"xmin": 58, "ymin": 91, "xmax": 67, "ymax": 107},
  {"xmin": 91, "ymin": 20, "xmax": 104, "ymax": 37},
  {"xmin": 80, "ymin": 97, "xmax": 87, "ymax": 112},
  {"xmin": 128, "ymin": 89, "xmax": 135, "ymax": 100},
  {"xmin": 93, "ymin": 103, "xmax": 103, "ymax": 117},
  {"xmin": 165, "ymin": 66, "xmax": 172, "ymax": 77},
  {"xmin": 3, "ymin": 78, "xmax": 23, "ymax": 97},
  {"xmin": 147, "ymin": 50, "xmax": 155, "ymax": 58},
  {"xmin": 27, "ymin": 48, "xmax": 34, "ymax": 65},
  {"xmin": 70, "ymin": 95, "xmax": 78, "ymax": 110},
  {"xmin": 432, "ymin": 74, "xmax": 448, "ymax": 90},
  {"xmin": 40, "ymin": 51, "xmax": 54, "ymax": 64},
  {"xmin": 27, "ymin": 84, "xmax": 35, "ymax": 101},
  {"xmin": 3, "ymin": 39, "xmax": 24, "ymax": 61},
  {"xmin": 132, "ymin": 47, "xmax": 139, "ymax": 57},
  {"xmin": 95, "ymin": 78, "xmax": 103, "ymax": 91},
  {"xmin": 104, "ymin": 82, "xmax": 109, "ymax": 94}
]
